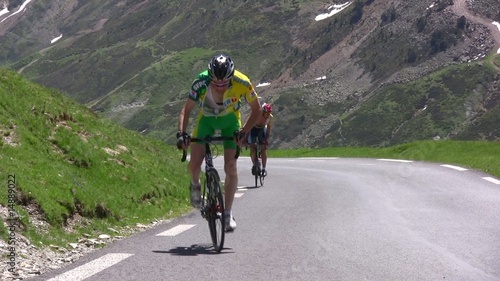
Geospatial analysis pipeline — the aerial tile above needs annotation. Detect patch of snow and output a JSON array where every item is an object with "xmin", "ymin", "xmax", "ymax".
[
  {"xmin": 493, "ymin": 21, "xmax": 500, "ymax": 32},
  {"xmin": 256, "ymin": 82, "xmax": 271, "ymax": 87},
  {"xmin": 1, "ymin": 0, "xmax": 33, "ymax": 23},
  {"xmin": 0, "ymin": 7, "xmax": 9, "ymax": 17},
  {"xmin": 493, "ymin": 21, "xmax": 500, "ymax": 54},
  {"xmin": 315, "ymin": 76, "xmax": 327, "ymax": 81},
  {"xmin": 51, "ymin": 34, "xmax": 63, "ymax": 44},
  {"xmin": 315, "ymin": 2, "xmax": 351, "ymax": 21}
]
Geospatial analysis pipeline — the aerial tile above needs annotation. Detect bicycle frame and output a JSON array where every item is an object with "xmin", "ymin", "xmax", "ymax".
[
  {"xmin": 180, "ymin": 134, "xmax": 240, "ymax": 252},
  {"xmin": 180, "ymin": 135, "xmax": 241, "ymax": 162},
  {"xmin": 198, "ymin": 140, "xmax": 218, "ymax": 219}
]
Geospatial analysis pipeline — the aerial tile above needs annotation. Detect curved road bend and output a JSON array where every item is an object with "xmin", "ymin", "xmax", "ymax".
[{"xmin": 29, "ymin": 157, "xmax": 500, "ymax": 281}]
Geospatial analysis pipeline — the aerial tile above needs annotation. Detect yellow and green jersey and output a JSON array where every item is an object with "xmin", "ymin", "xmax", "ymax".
[{"xmin": 188, "ymin": 69, "xmax": 258, "ymax": 120}]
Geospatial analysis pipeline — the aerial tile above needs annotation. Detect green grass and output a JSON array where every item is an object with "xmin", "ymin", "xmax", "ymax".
[
  {"xmin": 1, "ymin": 68, "xmax": 498, "ymax": 250},
  {"xmin": 489, "ymin": 52, "xmax": 500, "ymax": 70}
]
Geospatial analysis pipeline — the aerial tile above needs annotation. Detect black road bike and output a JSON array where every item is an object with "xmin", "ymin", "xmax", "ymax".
[
  {"xmin": 250, "ymin": 141, "xmax": 265, "ymax": 188},
  {"xmin": 181, "ymin": 135, "xmax": 240, "ymax": 253}
]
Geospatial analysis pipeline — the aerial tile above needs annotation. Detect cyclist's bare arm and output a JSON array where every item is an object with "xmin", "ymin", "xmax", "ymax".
[
  {"xmin": 266, "ymin": 122, "xmax": 272, "ymax": 144},
  {"xmin": 237, "ymin": 98, "xmax": 261, "ymax": 147},
  {"xmin": 241, "ymin": 98, "xmax": 261, "ymax": 134},
  {"xmin": 178, "ymin": 99, "xmax": 196, "ymax": 133}
]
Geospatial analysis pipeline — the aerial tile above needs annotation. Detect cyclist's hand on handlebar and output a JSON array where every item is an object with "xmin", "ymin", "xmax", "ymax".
[
  {"xmin": 176, "ymin": 131, "xmax": 190, "ymax": 149},
  {"xmin": 235, "ymin": 130, "xmax": 247, "ymax": 147}
]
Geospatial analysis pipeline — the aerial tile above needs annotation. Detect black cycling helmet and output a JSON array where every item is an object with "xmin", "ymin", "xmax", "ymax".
[{"xmin": 208, "ymin": 54, "xmax": 235, "ymax": 81}]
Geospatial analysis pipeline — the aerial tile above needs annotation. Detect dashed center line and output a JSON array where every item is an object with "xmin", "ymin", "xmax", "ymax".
[
  {"xmin": 234, "ymin": 193, "xmax": 245, "ymax": 198},
  {"xmin": 156, "ymin": 224, "xmax": 195, "ymax": 236},
  {"xmin": 47, "ymin": 253, "xmax": 133, "ymax": 281},
  {"xmin": 377, "ymin": 159, "xmax": 413, "ymax": 163},
  {"xmin": 298, "ymin": 157, "xmax": 339, "ymax": 160}
]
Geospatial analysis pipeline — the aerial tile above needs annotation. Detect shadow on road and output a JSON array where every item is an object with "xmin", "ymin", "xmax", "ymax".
[
  {"xmin": 242, "ymin": 185, "xmax": 262, "ymax": 189},
  {"xmin": 153, "ymin": 244, "xmax": 234, "ymax": 256}
]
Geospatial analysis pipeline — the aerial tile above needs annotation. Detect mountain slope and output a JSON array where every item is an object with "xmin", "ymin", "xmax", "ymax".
[{"xmin": 0, "ymin": 0, "xmax": 499, "ymax": 147}]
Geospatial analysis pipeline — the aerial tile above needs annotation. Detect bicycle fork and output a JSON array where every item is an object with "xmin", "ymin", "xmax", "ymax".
[{"xmin": 200, "ymin": 168, "xmax": 222, "ymax": 219}]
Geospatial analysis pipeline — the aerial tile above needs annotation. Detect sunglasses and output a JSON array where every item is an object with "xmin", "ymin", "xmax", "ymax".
[{"xmin": 212, "ymin": 80, "xmax": 230, "ymax": 88}]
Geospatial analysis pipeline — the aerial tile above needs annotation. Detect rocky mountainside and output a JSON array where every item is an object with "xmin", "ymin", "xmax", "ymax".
[{"xmin": 0, "ymin": 0, "xmax": 499, "ymax": 148}]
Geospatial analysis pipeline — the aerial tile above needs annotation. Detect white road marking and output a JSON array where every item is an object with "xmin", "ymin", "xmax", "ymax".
[
  {"xmin": 441, "ymin": 164, "xmax": 468, "ymax": 171},
  {"xmin": 377, "ymin": 159, "xmax": 413, "ymax": 163},
  {"xmin": 483, "ymin": 177, "xmax": 500, "ymax": 185},
  {"xmin": 47, "ymin": 253, "xmax": 133, "ymax": 281},
  {"xmin": 299, "ymin": 157, "xmax": 339, "ymax": 160},
  {"xmin": 234, "ymin": 193, "xmax": 245, "ymax": 198},
  {"xmin": 156, "ymin": 224, "xmax": 195, "ymax": 236}
]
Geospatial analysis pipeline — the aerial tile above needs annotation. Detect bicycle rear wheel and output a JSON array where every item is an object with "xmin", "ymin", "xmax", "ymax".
[
  {"xmin": 258, "ymin": 150, "xmax": 265, "ymax": 186},
  {"xmin": 206, "ymin": 169, "xmax": 225, "ymax": 252},
  {"xmin": 253, "ymin": 153, "xmax": 260, "ymax": 188}
]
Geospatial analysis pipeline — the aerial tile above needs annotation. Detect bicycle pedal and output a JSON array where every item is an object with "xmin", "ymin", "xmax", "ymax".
[{"xmin": 200, "ymin": 207, "xmax": 208, "ymax": 218}]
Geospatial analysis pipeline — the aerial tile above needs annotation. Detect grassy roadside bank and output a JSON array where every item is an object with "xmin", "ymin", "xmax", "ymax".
[{"xmin": 0, "ymin": 68, "xmax": 191, "ymax": 248}]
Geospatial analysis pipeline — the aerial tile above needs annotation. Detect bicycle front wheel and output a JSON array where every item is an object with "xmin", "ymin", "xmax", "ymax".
[{"xmin": 206, "ymin": 169, "xmax": 225, "ymax": 252}]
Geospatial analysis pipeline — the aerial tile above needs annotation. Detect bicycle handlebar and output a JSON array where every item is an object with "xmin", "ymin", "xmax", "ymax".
[{"xmin": 180, "ymin": 135, "xmax": 241, "ymax": 162}]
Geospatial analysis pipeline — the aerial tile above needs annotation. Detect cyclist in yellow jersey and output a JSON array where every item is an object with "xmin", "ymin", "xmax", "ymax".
[
  {"xmin": 248, "ymin": 103, "xmax": 273, "ymax": 177},
  {"xmin": 177, "ymin": 54, "xmax": 261, "ymax": 232}
]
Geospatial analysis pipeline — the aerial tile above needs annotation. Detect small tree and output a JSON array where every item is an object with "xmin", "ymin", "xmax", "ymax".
[
  {"xmin": 407, "ymin": 49, "xmax": 418, "ymax": 63},
  {"xmin": 416, "ymin": 16, "xmax": 427, "ymax": 33},
  {"xmin": 456, "ymin": 16, "xmax": 467, "ymax": 30}
]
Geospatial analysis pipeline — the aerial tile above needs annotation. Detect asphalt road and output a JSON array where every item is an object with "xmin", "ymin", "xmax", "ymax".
[{"xmin": 29, "ymin": 157, "xmax": 500, "ymax": 281}]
